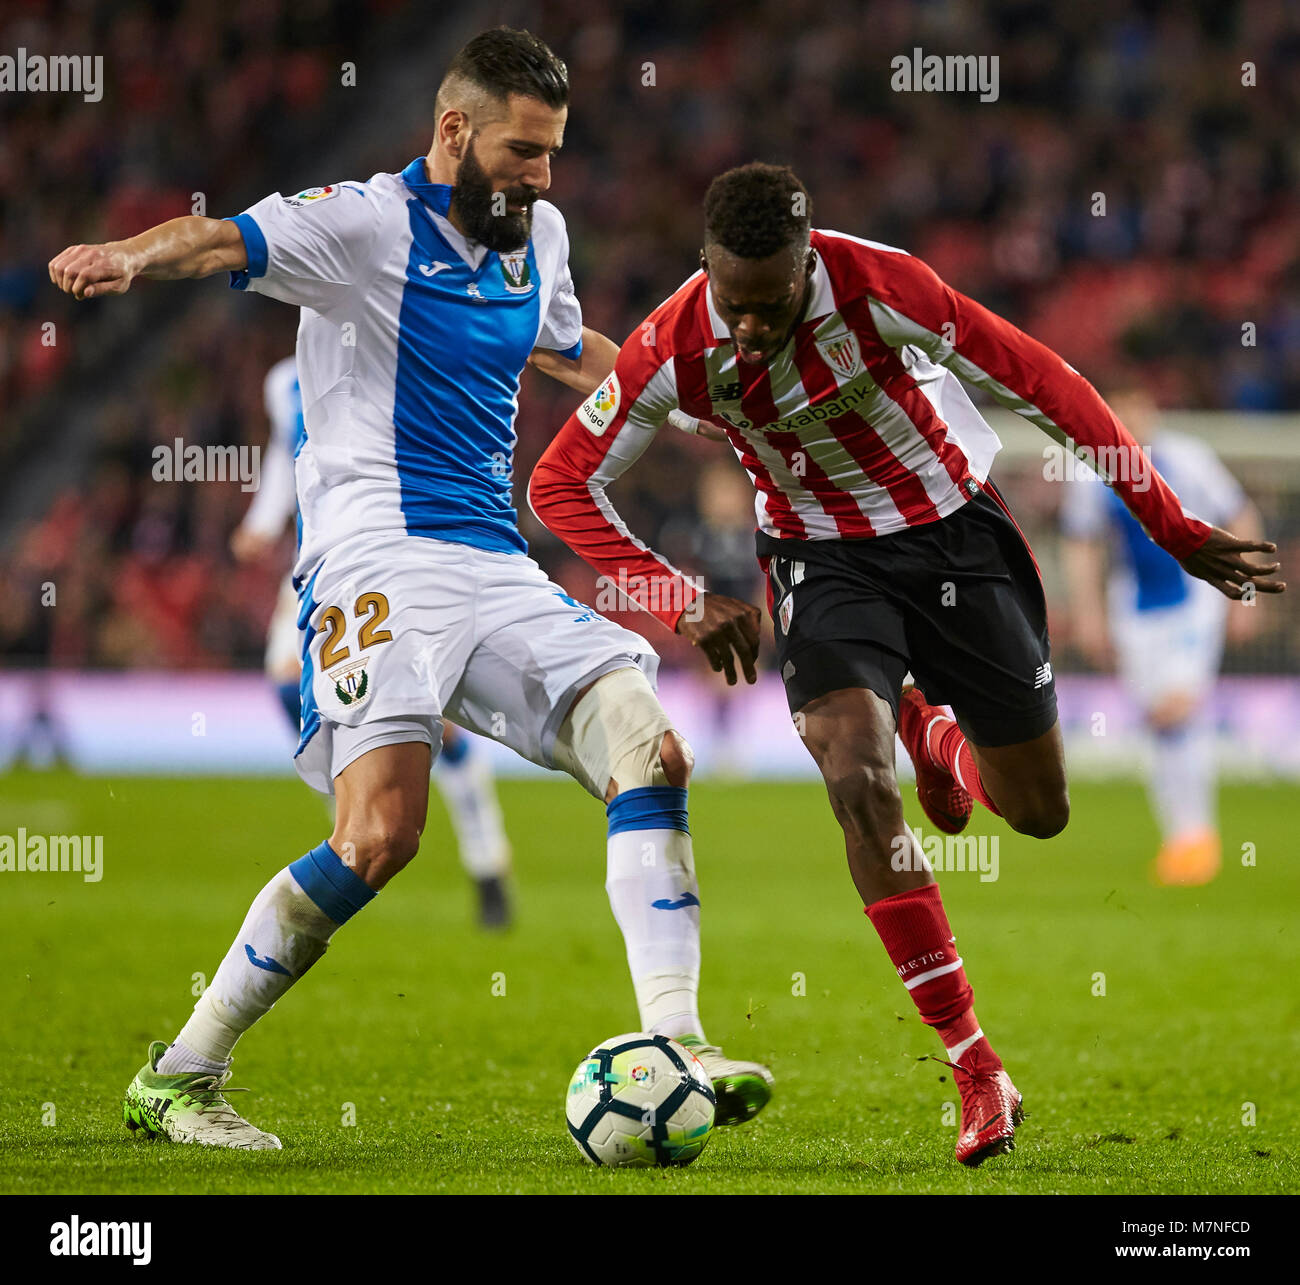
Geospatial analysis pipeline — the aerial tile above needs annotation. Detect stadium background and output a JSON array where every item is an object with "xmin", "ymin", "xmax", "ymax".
[
  {"xmin": 3, "ymin": 0, "xmax": 1300, "ymax": 1208},
  {"xmin": 2, "ymin": 0, "xmax": 1298, "ymax": 778}
]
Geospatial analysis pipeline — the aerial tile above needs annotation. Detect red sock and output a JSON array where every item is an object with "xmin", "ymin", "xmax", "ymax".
[
  {"xmin": 864, "ymin": 883, "xmax": 999, "ymax": 1067},
  {"xmin": 930, "ymin": 715, "xmax": 1002, "ymax": 817}
]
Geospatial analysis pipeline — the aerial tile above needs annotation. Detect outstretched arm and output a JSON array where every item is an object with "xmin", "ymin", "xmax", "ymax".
[
  {"xmin": 861, "ymin": 251, "xmax": 1283, "ymax": 600},
  {"xmin": 49, "ymin": 217, "xmax": 247, "ymax": 299}
]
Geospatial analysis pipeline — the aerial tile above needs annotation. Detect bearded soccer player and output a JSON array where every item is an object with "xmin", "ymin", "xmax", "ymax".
[
  {"xmin": 49, "ymin": 31, "xmax": 772, "ymax": 1151},
  {"xmin": 529, "ymin": 163, "xmax": 1284, "ymax": 1166}
]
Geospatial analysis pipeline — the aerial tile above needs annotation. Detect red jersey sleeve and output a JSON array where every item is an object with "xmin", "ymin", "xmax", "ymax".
[
  {"xmin": 843, "ymin": 243, "xmax": 1214, "ymax": 561},
  {"xmin": 528, "ymin": 323, "xmax": 702, "ymax": 633}
]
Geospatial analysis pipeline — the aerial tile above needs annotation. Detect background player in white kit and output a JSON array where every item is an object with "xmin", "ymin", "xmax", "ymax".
[
  {"xmin": 50, "ymin": 29, "xmax": 771, "ymax": 1149},
  {"xmin": 1062, "ymin": 384, "xmax": 1266, "ymax": 886},
  {"xmin": 232, "ymin": 356, "xmax": 516, "ymax": 927}
]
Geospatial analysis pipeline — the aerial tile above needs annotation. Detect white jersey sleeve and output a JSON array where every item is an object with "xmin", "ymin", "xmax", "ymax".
[
  {"xmin": 227, "ymin": 181, "xmax": 386, "ymax": 313},
  {"xmin": 530, "ymin": 202, "xmax": 583, "ymax": 358},
  {"xmin": 238, "ymin": 357, "xmax": 300, "ymax": 539}
]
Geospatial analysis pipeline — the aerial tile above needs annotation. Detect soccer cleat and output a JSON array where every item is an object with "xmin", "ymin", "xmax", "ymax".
[
  {"xmin": 937, "ymin": 1044, "xmax": 1024, "ymax": 1167},
  {"xmin": 475, "ymin": 874, "xmax": 512, "ymax": 929},
  {"xmin": 898, "ymin": 685, "xmax": 973, "ymax": 835},
  {"xmin": 676, "ymin": 1035, "xmax": 774, "ymax": 1126},
  {"xmin": 1153, "ymin": 828, "xmax": 1221, "ymax": 887},
  {"xmin": 123, "ymin": 1040, "xmax": 281, "ymax": 1150}
]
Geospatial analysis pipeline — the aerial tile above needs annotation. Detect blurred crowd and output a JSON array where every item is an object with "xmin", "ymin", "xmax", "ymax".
[{"xmin": 2, "ymin": 0, "xmax": 1297, "ymax": 671}]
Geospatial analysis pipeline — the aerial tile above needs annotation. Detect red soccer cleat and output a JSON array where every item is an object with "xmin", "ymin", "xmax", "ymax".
[
  {"xmin": 898, "ymin": 685, "xmax": 973, "ymax": 835},
  {"xmin": 940, "ymin": 1044, "xmax": 1025, "ymax": 1167}
]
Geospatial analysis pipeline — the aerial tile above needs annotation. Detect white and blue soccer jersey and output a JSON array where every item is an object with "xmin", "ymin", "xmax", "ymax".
[
  {"xmin": 1061, "ymin": 430, "xmax": 1246, "ymax": 613},
  {"xmin": 239, "ymin": 355, "xmax": 304, "ymax": 545},
  {"xmin": 1063, "ymin": 430, "xmax": 1246, "ymax": 705},
  {"xmin": 225, "ymin": 158, "xmax": 584, "ymax": 581}
]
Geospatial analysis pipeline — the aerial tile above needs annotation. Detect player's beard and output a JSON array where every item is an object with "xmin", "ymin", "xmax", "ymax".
[{"xmin": 450, "ymin": 138, "xmax": 536, "ymax": 252}]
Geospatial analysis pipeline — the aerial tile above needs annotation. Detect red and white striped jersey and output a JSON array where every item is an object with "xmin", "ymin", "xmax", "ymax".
[{"xmin": 529, "ymin": 229, "xmax": 1213, "ymax": 632}]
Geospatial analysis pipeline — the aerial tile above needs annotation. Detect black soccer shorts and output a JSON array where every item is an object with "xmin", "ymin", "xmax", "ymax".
[{"xmin": 758, "ymin": 483, "xmax": 1058, "ymax": 748}]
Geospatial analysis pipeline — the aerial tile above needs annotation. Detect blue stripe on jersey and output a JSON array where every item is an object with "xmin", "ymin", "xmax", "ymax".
[
  {"xmin": 226, "ymin": 213, "xmax": 268, "ymax": 290},
  {"xmin": 1105, "ymin": 462, "xmax": 1190, "ymax": 611},
  {"xmin": 289, "ymin": 374, "xmax": 307, "ymax": 553},
  {"xmin": 294, "ymin": 565, "xmax": 323, "ymax": 759},
  {"xmin": 392, "ymin": 167, "xmax": 542, "ymax": 555}
]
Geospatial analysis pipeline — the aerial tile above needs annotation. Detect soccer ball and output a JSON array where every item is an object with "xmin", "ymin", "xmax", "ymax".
[{"xmin": 566, "ymin": 1032, "xmax": 716, "ymax": 1168}]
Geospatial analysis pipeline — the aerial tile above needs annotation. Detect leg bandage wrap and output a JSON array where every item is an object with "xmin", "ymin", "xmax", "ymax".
[{"xmin": 552, "ymin": 666, "xmax": 681, "ymax": 800}]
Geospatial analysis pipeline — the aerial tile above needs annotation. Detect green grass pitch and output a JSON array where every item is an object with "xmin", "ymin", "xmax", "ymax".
[{"xmin": 1, "ymin": 769, "xmax": 1297, "ymax": 1194}]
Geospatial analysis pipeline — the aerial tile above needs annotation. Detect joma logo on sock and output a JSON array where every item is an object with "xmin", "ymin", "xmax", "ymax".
[{"xmin": 50, "ymin": 1216, "xmax": 151, "ymax": 1266}]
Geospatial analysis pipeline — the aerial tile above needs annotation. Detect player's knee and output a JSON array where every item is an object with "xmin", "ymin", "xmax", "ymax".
[
  {"xmin": 656, "ymin": 731, "xmax": 694, "ymax": 789},
  {"xmin": 553, "ymin": 667, "xmax": 680, "ymax": 800},
  {"xmin": 1004, "ymin": 789, "xmax": 1070, "ymax": 840},
  {"xmin": 820, "ymin": 751, "xmax": 899, "ymax": 831}
]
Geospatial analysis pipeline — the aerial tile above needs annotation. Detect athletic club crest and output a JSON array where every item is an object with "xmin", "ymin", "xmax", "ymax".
[
  {"xmin": 815, "ymin": 331, "xmax": 862, "ymax": 379},
  {"xmin": 498, "ymin": 250, "xmax": 534, "ymax": 294}
]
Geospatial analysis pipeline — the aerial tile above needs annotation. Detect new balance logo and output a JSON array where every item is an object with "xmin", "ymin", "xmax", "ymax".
[
  {"xmin": 651, "ymin": 893, "xmax": 700, "ymax": 911},
  {"xmin": 244, "ymin": 944, "xmax": 291, "ymax": 975},
  {"xmin": 1033, "ymin": 663, "xmax": 1053, "ymax": 689},
  {"xmin": 418, "ymin": 261, "xmax": 452, "ymax": 276},
  {"xmin": 709, "ymin": 381, "xmax": 741, "ymax": 402}
]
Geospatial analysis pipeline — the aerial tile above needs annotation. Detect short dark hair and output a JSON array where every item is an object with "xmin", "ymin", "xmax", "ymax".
[
  {"xmin": 704, "ymin": 163, "xmax": 812, "ymax": 259},
  {"xmin": 439, "ymin": 27, "xmax": 568, "ymax": 113}
]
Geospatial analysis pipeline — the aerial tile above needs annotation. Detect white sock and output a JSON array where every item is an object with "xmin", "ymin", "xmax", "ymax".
[
  {"xmin": 1150, "ymin": 711, "xmax": 1216, "ymax": 841},
  {"xmin": 433, "ymin": 740, "xmax": 510, "ymax": 879},
  {"xmin": 169, "ymin": 847, "xmax": 369, "ymax": 1063},
  {"xmin": 604, "ymin": 788, "xmax": 704, "ymax": 1041},
  {"xmin": 156, "ymin": 1039, "xmax": 229, "ymax": 1076}
]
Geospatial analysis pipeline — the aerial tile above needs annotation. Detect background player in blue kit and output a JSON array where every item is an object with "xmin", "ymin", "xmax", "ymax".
[
  {"xmin": 1062, "ymin": 383, "xmax": 1268, "ymax": 886},
  {"xmin": 50, "ymin": 28, "xmax": 772, "ymax": 1149},
  {"xmin": 232, "ymin": 356, "xmax": 516, "ymax": 927}
]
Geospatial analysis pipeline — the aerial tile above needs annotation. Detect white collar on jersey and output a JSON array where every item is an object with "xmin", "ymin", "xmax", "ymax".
[
  {"xmin": 704, "ymin": 245, "xmax": 837, "ymax": 347},
  {"xmin": 431, "ymin": 212, "xmax": 489, "ymax": 271}
]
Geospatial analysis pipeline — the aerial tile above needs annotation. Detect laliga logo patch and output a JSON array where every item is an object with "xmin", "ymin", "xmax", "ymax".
[
  {"xmin": 579, "ymin": 372, "xmax": 620, "ymax": 437},
  {"xmin": 629, "ymin": 1064, "xmax": 654, "ymax": 1086},
  {"xmin": 284, "ymin": 185, "xmax": 339, "ymax": 207}
]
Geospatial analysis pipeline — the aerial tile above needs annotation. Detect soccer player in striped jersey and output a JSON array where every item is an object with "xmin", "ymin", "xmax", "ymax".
[
  {"xmin": 49, "ymin": 30, "xmax": 772, "ymax": 1151},
  {"xmin": 530, "ymin": 163, "xmax": 1284, "ymax": 1165},
  {"xmin": 232, "ymin": 356, "xmax": 516, "ymax": 927}
]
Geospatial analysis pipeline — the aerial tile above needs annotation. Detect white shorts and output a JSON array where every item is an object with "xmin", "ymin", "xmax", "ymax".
[
  {"xmin": 264, "ymin": 573, "xmax": 301, "ymax": 678},
  {"xmin": 292, "ymin": 534, "xmax": 659, "ymax": 794},
  {"xmin": 1110, "ymin": 579, "xmax": 1227, "ymax": 711}
]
